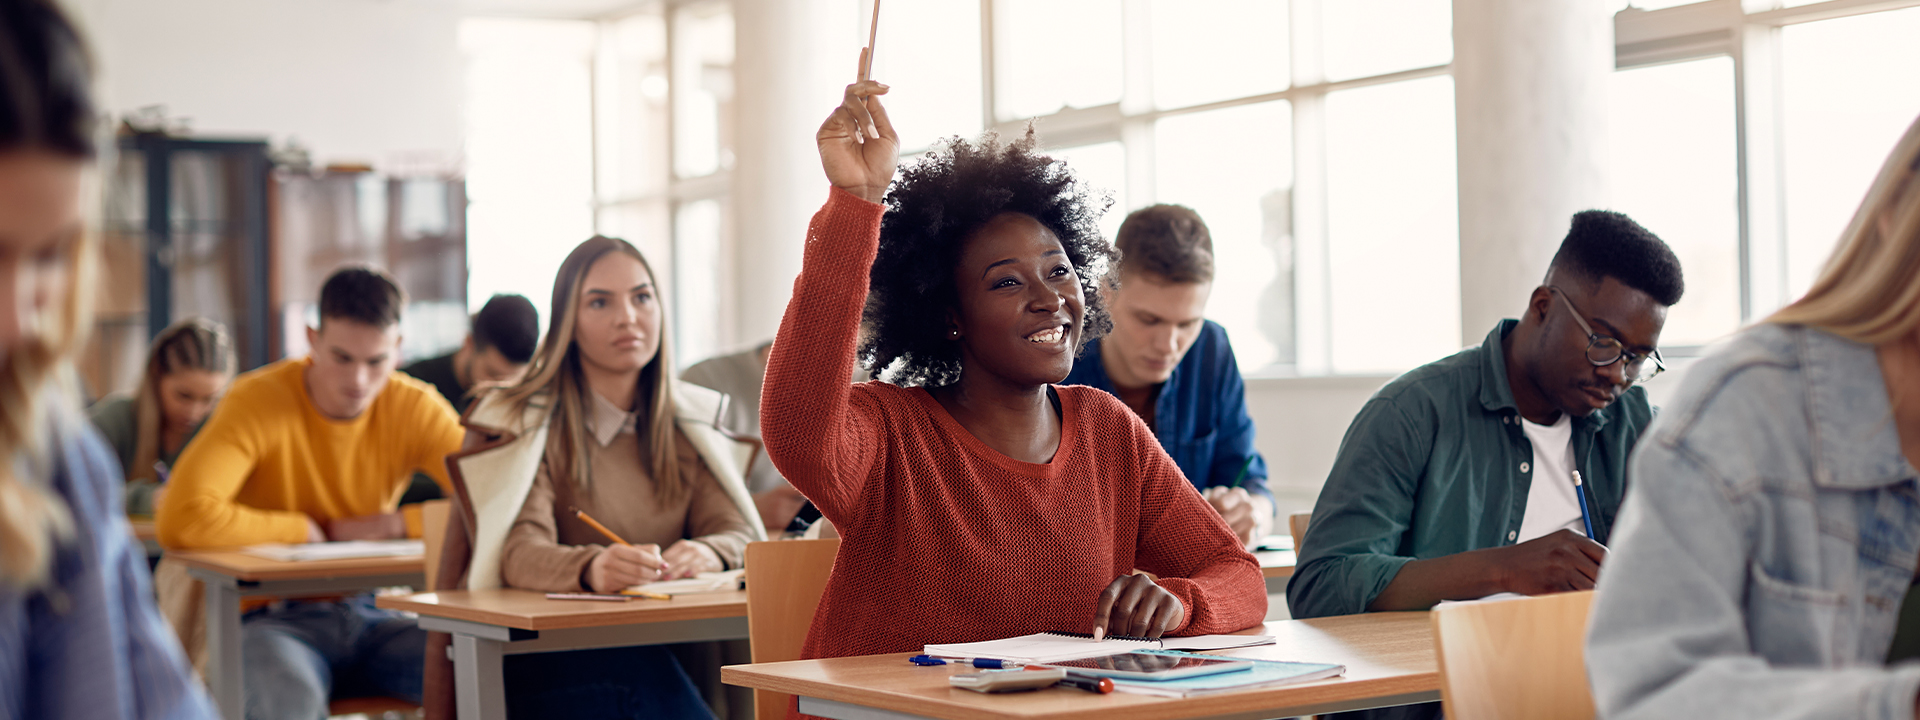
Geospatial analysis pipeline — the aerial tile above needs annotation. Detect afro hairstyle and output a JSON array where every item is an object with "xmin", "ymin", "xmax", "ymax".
[
  {"xmin": 1548, "ymin": 210, "xmax": 1685, "ymax": 307},
  {"xmin": 860, "ymin": 129, "xmax": 1117, "ymax": 387}
]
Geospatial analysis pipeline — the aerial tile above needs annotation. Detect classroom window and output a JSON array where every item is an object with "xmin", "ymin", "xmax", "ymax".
[
  {"xmin": 1323, "ymin": 76, "xmax": 1459, "ymax": 375},
  {"xmin": 1601, "ymin": 0, "xmax": 1920, "ymax": 352},
  {"xmin": 1047, "ymin": 141, "xmax": 1130, "ymax": 244},
  {"xmin": 1608, "ymin": 56, "xmax": 1739, "ymax": 347},
  {"xmin": 1779, "ymin": 6, "xmax": 1920, "ymax": 300},
  {"xmin": 673, "ymin": 199, "xmax": 726, "ymax": 369},
  {"xmin": 595, "ymin": 13, "xmax": 671, "ymax": 204},
  {"xmin": 1154, "ymin": 101, "xmax": 1295, "ymax": 370},
  {"xmin": 867, "ymin": 0, "xmax": 984, "ymax": 152},
  {"xmin": 989, "ymin": 0, "xmax": 1458, "ymax": 376},
  {"xmin": 461, "ymin": 17, "xmax": 596, "ymax": 321},
  {"xmin": 993, "ymin": 0, "xmax": 1124, "ymax": 121},
  {"xmin": 1319, "ymin": 0, "xmax": 1452, "ymax": 83},
  {"xmin": 1147, "ymin": 0, "xmax": 1290, "ymax": 110},
  {"xmin": 671, "ymin": 2, "xmax": 735, "ymax": 179}
]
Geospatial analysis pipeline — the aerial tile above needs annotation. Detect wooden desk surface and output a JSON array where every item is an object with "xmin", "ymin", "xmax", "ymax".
[
  {"xmin": 168, "ymin": 549, "xmax": 424, "ymax": 583},
  {"xmin": 378, "ymin": 588, "xmax": 749, "ymax": 631},
  {"xmin": 722, "ymin": 612, "xmax": 1435, "ymax": 720}
]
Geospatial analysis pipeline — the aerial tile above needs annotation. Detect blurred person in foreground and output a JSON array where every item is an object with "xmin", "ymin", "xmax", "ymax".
[
  {"xmin": 1588, "ymin": 112, "xmax": 1920, "ymax": 719},
  {"xmin": 0, "ymin": 0, "xmax": 215, "ymax": 717}
]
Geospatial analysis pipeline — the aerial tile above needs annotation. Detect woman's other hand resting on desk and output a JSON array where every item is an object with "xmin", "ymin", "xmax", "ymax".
[
  {"xmin": 1093, "ymin": 574, "xmax": 1186, "ymax": 639},
  {"xmin": 584, "ymin": 542, "xmax": 668, "ymax": 593},
  {"xmin": 659, "ymin": 539, "xmax": 723, "ymax": 580}
]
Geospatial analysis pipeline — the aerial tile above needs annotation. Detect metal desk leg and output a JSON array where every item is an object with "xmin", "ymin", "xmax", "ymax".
[
  {"xmin": 201, "ymin": 577, "xmax": 243, "ymax": 720},
  {"xmin": 452, "ymin": 633, "xmax": 508, "ymax": 720}
]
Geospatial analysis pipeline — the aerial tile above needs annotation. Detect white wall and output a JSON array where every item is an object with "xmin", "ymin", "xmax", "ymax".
[{"xmin": 67, "ymin": 0, "xmax": 464, "ymax": 170}]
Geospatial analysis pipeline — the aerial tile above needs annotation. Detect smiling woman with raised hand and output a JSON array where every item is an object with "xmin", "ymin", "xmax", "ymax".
[{"xmin": 759, "ymin": 61, "xmax": 1266, "ymax": 671}]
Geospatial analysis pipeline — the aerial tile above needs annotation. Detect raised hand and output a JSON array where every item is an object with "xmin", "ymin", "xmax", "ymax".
[{"xmin": 817, "ymin": 48, "xmax": 898, "ymax": 205}]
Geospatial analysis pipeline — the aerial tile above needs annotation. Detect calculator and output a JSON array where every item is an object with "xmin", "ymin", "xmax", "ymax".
[{"xmin": 949, "ymin": 668, "xmax": 1068, "ymax": 693}]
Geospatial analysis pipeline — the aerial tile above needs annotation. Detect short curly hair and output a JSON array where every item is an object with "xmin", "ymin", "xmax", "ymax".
[
  {"xmin": 1549, "ymin": 210, "xmax": 1685, "ymax": 307},
  {"xmin": 860, "ymin": 129, "xmax": 1117, "ymax": 388}
]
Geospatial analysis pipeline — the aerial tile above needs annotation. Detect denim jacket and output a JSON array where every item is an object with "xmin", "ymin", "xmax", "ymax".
[
  {"xmin": 1, "ymin": 402, "xmax": 215, "ymax": 720},
  {"xmin": 1588, "ymin": 323, "xmax": 1920, "ymax": 720}
]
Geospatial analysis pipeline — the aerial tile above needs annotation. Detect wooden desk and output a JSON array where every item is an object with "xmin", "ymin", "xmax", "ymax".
[
  {"xmin": 171, "ymin": 550, "xmax": 424, "ymax": 720},
  {"xmin": 722, "ymin": 612, "xmax": 1437, "ymax": 720},
  {"xmin": 379, "ymin": 588, "xmax": 751, "ymax": 720}
]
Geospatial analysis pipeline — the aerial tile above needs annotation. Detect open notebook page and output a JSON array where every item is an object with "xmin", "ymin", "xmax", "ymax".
[
  {"xmin": 241, "ymin": 540, "xmax": 424, "ymax": 562},
  {"xmin": 924, "ymin": 633, "xmax": 1162, "ymax": 663}
]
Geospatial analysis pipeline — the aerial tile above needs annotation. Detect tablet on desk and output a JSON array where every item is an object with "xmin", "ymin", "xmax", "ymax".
[{"xmin": 1041, "ymin": 652, "xmax": 1253, "ymax": 681}]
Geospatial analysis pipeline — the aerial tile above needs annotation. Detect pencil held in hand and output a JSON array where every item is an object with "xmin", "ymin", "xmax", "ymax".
[{"xmin": 572, "ymin": 507, "xmax": 630, "ymax": 546}]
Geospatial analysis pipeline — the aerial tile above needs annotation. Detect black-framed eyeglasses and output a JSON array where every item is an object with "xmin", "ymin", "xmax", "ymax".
[{"xmin": 1547, "ymin": 286, "xmax": 1665, "ymax": 386}]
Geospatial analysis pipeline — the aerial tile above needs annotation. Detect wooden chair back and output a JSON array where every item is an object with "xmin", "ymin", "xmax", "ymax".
[
  {"xmin": 1432, "ymin": 590, "xmax": 1597, "ymax": 720},
  {"xmin": 421, "ymin": 499, "xmax": 451, "ymax": 591},
  {"xmin": 745, "ymin": 538, "xmax": 840, "ymax": 720},
  {"xmin": 1288, "ymin": 512, "xmax": 1311, "ymax": 552}
]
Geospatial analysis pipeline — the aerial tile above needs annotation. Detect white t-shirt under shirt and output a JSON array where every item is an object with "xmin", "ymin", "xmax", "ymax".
[{"xmin": 1516, "ymin": 413, "xmax": 1586, "ymax": 543}]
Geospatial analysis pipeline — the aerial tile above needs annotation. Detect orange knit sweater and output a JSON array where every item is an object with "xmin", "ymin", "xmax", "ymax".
[{"xmin": 761, "ymin": 187, "xmax": 1267, "ymax": 662}]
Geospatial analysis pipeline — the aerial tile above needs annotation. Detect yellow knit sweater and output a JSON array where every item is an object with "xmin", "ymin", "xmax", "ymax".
[{"xmin": 157, "ymin": 357, "xmax": 464, "ymax": 549}]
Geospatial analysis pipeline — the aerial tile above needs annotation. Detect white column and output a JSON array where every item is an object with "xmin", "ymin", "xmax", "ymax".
[
  {"xmin": 730, "ymin": 0, "xmax": 861, "ymax": 346},
  {"xmin": 1453, "ymin": 0, "xmax": 1614, "ymax": 346}
]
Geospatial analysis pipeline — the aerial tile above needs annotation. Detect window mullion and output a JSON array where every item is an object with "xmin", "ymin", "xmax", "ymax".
[
  {"xmin": 1292, "ymin": 0, "xmax": 1332, "ymax": 375},
  {"xmin": 1733, "ymin": 18, "xmax": 1789, "ymax": 319}
]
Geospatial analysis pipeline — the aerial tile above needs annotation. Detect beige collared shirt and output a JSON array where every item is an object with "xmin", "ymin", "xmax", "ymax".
[{"xmin": 500, "ymin": 388, "xmax": 757, "ymax": 592}]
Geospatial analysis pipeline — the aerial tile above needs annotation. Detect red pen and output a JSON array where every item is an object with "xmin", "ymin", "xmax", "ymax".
[{"xmin": 1056, "ymin": 674, "xmax": 1114, "ymax": 694}]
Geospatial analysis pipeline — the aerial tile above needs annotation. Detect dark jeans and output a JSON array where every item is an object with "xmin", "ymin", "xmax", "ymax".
[
  {"xmin": 241, "ymin": 594, "xmax": 426, "ymax": 720},
  {"xmin": 504, "ymin": 645, "xmax": 716, "ymax": 720}
]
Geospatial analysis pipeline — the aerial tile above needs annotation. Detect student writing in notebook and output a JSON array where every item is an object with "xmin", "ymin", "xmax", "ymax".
[
  {"xmin": 759, "ymin": 62, "xmax": 1266, "ymax": 669},
  {"xmin": 156, "ymin": 267, "xmax": 465, "ymax": 719},
  {"xmin": 421, "ymin": 236, "xmax": 762, "ymax": 720},
  {"xmin": 1288, "ymin": 213, "xmax": 1684, "ymax": 720},
  {"xmin": 86, "ymin": 317, "xmax": 233, "ymax": 516},
  {"xmin": 1061, "ymin": 205, "xmax": 1275, "ymax": 547}
]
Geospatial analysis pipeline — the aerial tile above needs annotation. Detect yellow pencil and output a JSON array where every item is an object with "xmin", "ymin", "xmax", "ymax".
[
  {"xmin": 620, "ymin": 590, "xmax": 673, "ymax": 600},
  {"xmin": 571, "ymin": 507, "xmax": 630, "ymax": 546}
]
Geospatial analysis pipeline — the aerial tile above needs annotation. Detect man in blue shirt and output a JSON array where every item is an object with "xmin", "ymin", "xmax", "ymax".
[{"xmin": 1065, "ymin": 204, "xmax": 1273, "ymax": 546}]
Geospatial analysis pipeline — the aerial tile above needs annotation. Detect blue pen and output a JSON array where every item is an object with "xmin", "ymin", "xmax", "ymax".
[
  {"xmin": 913, "ymin": 652, "xmax": 1021, "ymax": 672},
  {"xmin": 1571, "ymin": 471, "xmax": 1596, "ymax": 540}
]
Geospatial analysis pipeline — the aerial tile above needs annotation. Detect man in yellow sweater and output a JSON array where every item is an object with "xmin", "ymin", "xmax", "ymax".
[{"xmin": 158, "ymin": 266, "xmax": 464, "ymax": 720}]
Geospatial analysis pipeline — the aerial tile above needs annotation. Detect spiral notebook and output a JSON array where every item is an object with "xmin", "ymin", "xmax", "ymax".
[
  {"xmin": 922, "ymin": 631, "xmax": 1276, "ymax": 664},
  {"xmin": 1106, "ymin": 650, "xmax": 1346, "ymax": 697}
]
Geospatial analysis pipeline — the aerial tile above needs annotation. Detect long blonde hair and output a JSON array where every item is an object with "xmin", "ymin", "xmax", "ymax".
[
  {"xmin": 0, "ymin": 0, "xmax": 98, "ymax": 589},
  {"xmin": 129, "ymin": 318, "xmax": 233, "ymax": 483},
  {"xmin": 490, "ymin": 236, "xmax": 687, "ymax": 503},
  {"xmin": 1767, "ymin": 113, "xmax": 1920, "ymax": 343}
]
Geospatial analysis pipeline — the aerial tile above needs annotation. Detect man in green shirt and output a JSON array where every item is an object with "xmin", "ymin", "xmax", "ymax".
[{"xmin": 1290, "ymin": 212, "xmax": 1684, "ymax": 714}]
